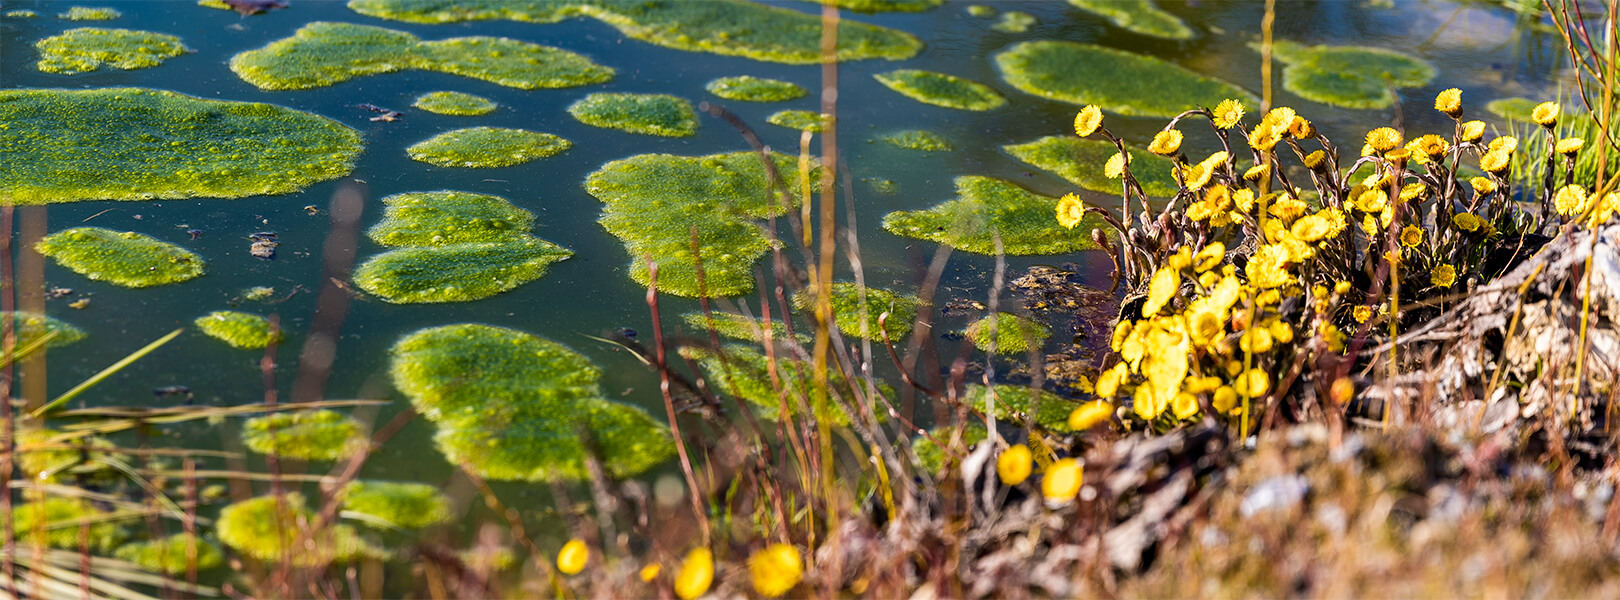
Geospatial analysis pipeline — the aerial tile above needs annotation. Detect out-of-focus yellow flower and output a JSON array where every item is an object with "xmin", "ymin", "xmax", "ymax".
[
  {"xmin": 1212, "ymin": 99, "xmax": 1245, "ymax": 129},
  {"xmin": 1303, "ymin": 150, "xmax": 1326, "ymax": 170},
  {"xmin": 1234, "ymin": 369, "xmax": 1270, "ymax": 398},
  {"xmin": 1479, "ymin": 149, "xmax": 1511, "ymax": 174},
  {"xmin": 1321, "ymin": 323, "xmax": 1347, "ymax": 353},
  {"xmin": 1288, "ymin": 116, "xmax": 1315, "ymax": 139},
  {"xmin": 1330, "ymin": 378, "xmax": 1355, "ymax": 404},
  {"xmin": 674, "ymin": 548, "xmax": 714, "ymax": 600},
  {"xmin": 1269, "ymin": 319, "xmax": 1294, "ymax": 343},
  {"xmin": 1470, "ymin": 177, "xmax": 1497, "ymax": 195},
  {"xmin": 1353, "ymin": 305, "xmax": 1373, "ymax": 323},
  {"xmin": 1171, "ymin": 392, "xmax": 1200, "ymax": 419},
  {"xmin": 1240, "ymin": 327, "xmax": 1273, "ymax": 353},
  {"xmin": 1399, "ymin": 225, "xmax": 1425, "ymax": 248},
  {"xmin": 1431, "ymin": 264, "xmax": 1457, "ymax": 288},
  {"xmin": 1186, "ymin": 305, "xmax": 1224, "ymax": 348},
  {"xmin": 1042, "ymin": 458, "xmax": 1083, "ymax": 504},
  {"xmin": 1056, "ymin": 193, "xmax": 1086, "ymax": 229},
  {"xmin": 1246, "ymin": 244, "xmax": 1293, "ymax": 289},
  {"xmin": 1067, "ymin": 400, "xmax": 1114, "ymax": 430},
  {"xmin": 1366, "ymin": 127, "xmax": 1402, "ymax": 152},
  {"xmin": 1104, "ymin": 152, "xmax": 1128, "ymax": 179},
  {"xmin": 1588, "ymin": 192, "xmax": 1620, "ymax": 227},
  {"xmin": 558, "ymin": 539, "xmax": 589, "ymax": 575},
  {"xmin": 1212, "ymin": 386, "xmax": 1239, "ymax": 413},
  {"xmin": 1167, "ymin": 245, "xmax": 1194, "ymax": 270},
  {"xmin": 1434, "ymin": 88, "xmax": 1463, "ymax": 117},
  {"xmin": 641, "ymin": 563, "xmax": 662, "ymax": 582},
  {"xmin": 1555, "ymin": 184, "xmax": 1589, "ymax": 216},
  {"xmin": 1557, "ymin": 137, "xmax": 1584, "ymax": 156},
  {"xmin": 749, "ymin": 544, "xmax": 803, "ymax": 598},
  {"xmin": 1148, "ymin": 129, "xmax": 1183, "ymax": 155},
  {"xmin": 1334, "ymin": 281, "xmax": 1352, "ymax": 295},
  {"xmin": 1074, "ymin": 105, "xmax": 1103, "ymax": 137},
  {"xmin": 997, "ymin": 445, "xmax": 1033, "ymax": 485},
  {"xmin": 1460, "ymin": 120, "xmax": 1486, "ymax": 142},
  {"xmin": 1452, "ymin": 212, "xmax": 1485, "ymax": 232},
  {"xmin": 1143, "ymin": 266, "xmax": 1181, "ymax": 317},
  {"xmin": 1193, "ymin": 242, "xmax": 1225, "ymax": 272},
  {"xmin": 1532, "ymin": 101, "xmax": 1560, "ymax": 127}
]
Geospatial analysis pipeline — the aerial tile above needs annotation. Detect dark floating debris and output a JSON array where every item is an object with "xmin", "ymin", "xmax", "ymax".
[
  {"xmin": 153, "ymin": 385, "xmax": 192, "ymax": 402},
  {"xmin": 248, "ymin": 231, "xmax": 279, "ymax": 259},
  {"xmin": 200, "ymin": 0, "xmax": 289, "ymax": 16},
  {"xmin": 186, "ymin": 228, "xmax": 202, "ymax": 240}
]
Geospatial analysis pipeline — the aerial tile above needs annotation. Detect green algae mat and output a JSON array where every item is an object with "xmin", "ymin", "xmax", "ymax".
[
  {"xmin": 1005, "ymin": 136, "xmax": 1179, "ymax": 197},
  {"xmin": 586, "ymin": 151, "xmax": 815, "ymax": 298},
  {"xmin": 966, "ymin": 312, "xmax": 1051, "ymax": 355},
  {"xmin": 768, "ymin": 109, "xmax": 828, "ymax": 132},
  {"xmin": 406, "ymin": 127, "xmax": 571, "ymax": 168},
  {"xmin": 35, "ymin": 227, "xmax": 204, "ymax": 288},
  {"xmin": 35, "ymin": 27, "xmax": 189, "ymax": 75},
  {"xmin": 679, "ymin": 344, "xmax": 870, "ymax": 426},
  {"xmin": 1266, "ymin": 40, "xmax": 1435, "ymax": 110},
  {"xmin": 366, "ymin": 190, "xmax": 535, "ymax": 246},
  {"xmin": 0, "ymin": 312, "xmax": 87, "ymax": 349},
  {"xmin": 880, "ymin": 129, "xmax": 953, "ymax": 151},
  {"xmin": 994, "ymin": 41, "xmax": 1252, "ymax": 117},
  {"xmin": 882, "ymin": 176, "xmax": 1111, "ymax": 255},
  {"xmin": 195, "ymin": 310, "xmax": 282, "ymax": 349},
  {"xmin": 241, "ymin": 410, "xmax": 364, "ymax": 461},
  {"xmin": 1067, "ymin": 0, "xmax": 1193, "ymax": 40},
  {"xmin": 230, "ymin": 21, "xmax": 614, "ymax": 90},
  {"xmin": 347, "ymin": 0, "xmax": 921, "ymax": 64},
  {"xmin": 0, "ymin": 88, "xmax": 362, "ymax": 204},
  {"xmin": 389, "ymin": 324, "xmax": 674, "ymax": 481},
  {"xmin": 568, "ymin": 92, "xmax": 699, "ymax": 137},
  {"xmin": 706, "ymin": 75, "xmax": 806, "ymax": 102},
  {"xmin": 412, "ymin": 90, "xmax": 497, "ymax": 116},
  {"xmin": 874, "ymin": 69, "xmax": 1006, "ymax": 111},
  {"xmin": 793, "ymin": 282, "xmax": 922, "ymax": 342}
]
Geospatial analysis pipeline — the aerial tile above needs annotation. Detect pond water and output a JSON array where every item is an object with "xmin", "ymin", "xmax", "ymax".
[{"xmin": 0, "ymin": 0, "xmax": 1568, "ymax": 565}]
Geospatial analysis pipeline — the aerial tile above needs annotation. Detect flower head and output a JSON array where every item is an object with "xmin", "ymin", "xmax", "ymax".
[
  {"xmin": 1479, "ymin": 149, "xmax": 1511, "ymax": 174},
  {"xmin": 1435, "ymin": 88, "xmax": 1463, "ymax": 117},
  {"xmin": 1249, "ymin": 122, "xmax": 1284, "ymax": 152},
  {"xmin": 1488, "ymin": 136, "xmax": 1518, "ymax": 154},
  {"xmin": 997, "ymin": 445, "xmax": 1033, "ymax": 485},
  {"xmin": 1400, "ymin": 225, "xmax": 1425, "ymax": 248},
  {"xmin": 1399, "ymin": 182, "xmax": 1427, "ymax": 202},
  {"xmin": 641, "ymin": 564, "xmax": 662, "ymax": 582},
  {"xmin": 1353, "ymin": 305, "xmax": 1373, "ymax": 323},
  {"xmin": 749, "ymin": 544, "xmax": 803, "ymax": 598},
  {"xmin": 1172, "ymin": 393, "xmax": 1200, "ymax": 420},
  {"xmin": 1104, "ymin": 152, "xmax": 1128, "ymax": 179},
  {"xmin": 1303, "ymin": 150, "xmax": 1326, "ymax": 170},
  {"xmin": 1042, "ymin": 458, "xmax": 1083, "ymax": 504},
  {"xmin": 674, "ymin": 548, "xmax": 715, "ymax": 600},
  {"xmin": 1557, "ymin": 137, "xmax": 1584, "ymax": 156},
  {"xmin": 1246, "ymin": 244, "xmax": 1294, "ymax": 289},
  {"xmin": 1074, "ymin": 105, "xmax": 1103, "ymax": 137},
  {"xmin": 1354, "ymin": 189, "xmax": 1389, "ymax": 214},
  {"xmin": 1143, "ymin": 266, "xmax": 1181, "ymax": 317},
  {"xmin": 1460, "ymin": 120, "xmax": 1486, "ymax": 142},
  {"xmin": 1555, "ymin": 184, "xmax": 1590, "ymax": 216},
  {"xmin": 558, "ymin": 539, "xmax": 589, "ymax": 575},
  {"xmin": 1244, "ymin": 163, "xmax": 1270, "ymax": 182},
  {"xmin": 1212, "ymin": 99, "xmax": 1245, "ymax": 129},
  {"xmin": 1067, "ymin": 400, "xmax": 1114, "ymax": 430},
  {"xmin": 1193, "ymin": 241, "xmax": 1225, "ymax": 272},
  {"xmin": 1469, "ymin": 176, "xmax": 1497, "ymax": 195},
  {"xmin": 1180, "ymin": 161, "xmax": 1214, "ymax": 189},
  {"xmin": 1451, "ymin": 212, "xmax": 1485, "ymax": 232},
  {"xmin": 1262, "ymin": 106, "xmax": 1297, "ymax": 130},
  {"xmin": 1431, "ymin": 264, "xmax": 1457, "ymax": 288},
  {"xmin": 1291, "ymin": 214, "xmax": 1332, "ymax": 242},
  {"xmin": 1148, "ymin": 129, "xmax": 1183, "ymax": 155},
  {"xmin": 1412, "ymin": 134, "xmax": 1448, "ymax": 159},
  {"xmin": 1288, "ymin": 116, "xmax": 1315, "ymax": 139},
  {"xmin": 1532, "ymin": 101, "xmax": 1560, "ymax": 127},
  {"xmin": 1056, "ymin": 193, "xmax": 1087, "ymax": 229},
  {"xmin": 1366, "ymin": 127, "xmax": 1403, "ymax": 152}
]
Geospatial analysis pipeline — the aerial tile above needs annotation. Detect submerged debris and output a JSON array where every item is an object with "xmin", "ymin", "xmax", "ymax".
[
  {"xmin": 248, "ymin": 231, "xmax": 278, "ymax": 259},
  {"xmin": 198, "ymin": 0, "xmax": 289, "ymax": 16}
]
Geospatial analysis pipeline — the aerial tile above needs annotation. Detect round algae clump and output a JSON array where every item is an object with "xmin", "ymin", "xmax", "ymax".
[
  {"xmin": 1005, "ymin": 136, "xmax": 1179, "ymax": 198},
  {"xmin": 990, "ymin": 11, "xmax": 1037, "ymax": 34},
  {"xmin": 882, "ymin": 176, "xmax": 1110, "ymax": 255},
  {"xmin": 0, "ymin": 88, "xmax": 362, "ymax": 204},
  {"xmin": 231, "ymin": 22, "xmax": 614, "ymax": 91},
  {"xmin": 241, "ymin": 410, "xmax": 364, "ymax": 461},
  {"xmin": 965, "ymin": 384, "xmax": 1076, "ymax": 432},
  {"xmin": 914, "ymin": 423, "xmax": 987, "ymax": 473},
  {"xmin": 966, "ymin": 312, "xmax": 1051, "ymax": 355},
  {"xmin": 389, "ymin": 324, "xmax": 676, "ymax": 481},
  {"xmin": 1267, "ymin": 41, "xmax": 1435, "ymax": 110},
  {"xmin": 678, "ymin": 344, "xmax": 867, "ymax": 426},
  {"xmin": 586, "ymin": 151, "xmax": 814, "ymax": 298},
  {"xmin": 60, "ymin": 6, "xmax": 120, "ymax": 20},
  {"xmin": 353, "ymin": 239, "xmax": 574, "ymax": 304},
  {"xmin": 115, "ymin": 534, "xmax": 224, "ymax": 575},
  {"xmin": 36, "ymin": 227, "xmax": 204, "ymax": 288},
  {"xmin": 407, "ymin": 127, "xmax": 571, "ymax": 168},
  {"xmin": 0, "ymin": 312, "xmax": 87, "ymax": 348},
  {"xmin": 195, "ymin": 310, "xmax": 282, "ymax": 349},
  {"xmin": 412, "ymin": 90, "xmax": 497, "ymax": 116},
  {"xmin": 36, "ymin": 28, "xmax": 189, "ymax": 75},
  {"xmin": 347, "ymin": 0, "xmax": 921, "ymax": 65},
  {"xmin": 874, "ymin": 69, "xmax": 1006, "ymax": 111},
  {"xmin": 792, "ymin": 282, "xmax": 922, "ymax": 342},
  {"xmin": 11, "ymin": 498, "xmax": 126, "ymax": 552},
  {"xmin": 342, "ymin": 480, "xmax": 452, "ymax": 529},
  {"xmin": 217, "ymin": 493, "xmax": 378, "ymax": 565},
  {"xmin": 367, "ymin": 190, "xmax": 535, "ymax": 247},
  {"xmin": 5, "ymin": 9, "xmax": 39, "ymax": 17},
  {"xmin": 994, "ymin": 41, "xmax": 1253, "ymax": 118},
  {"xmin": 567, "ymin": 93, "xmax": 699, "ymax": 137},
  {"xmin": 1067, "ymin": 0, "xmax": 1193, "ymax": 40},
  {"xmin": 767, "ymin": 109, "xmax": 828, "ymax": 132},
  {"xmin": 880, "ymin": 129, "xmax": 953, "ymax": 152},
  {"xmin": 705, "ymin": 76, "xmax": 807, "ymax": 102}
]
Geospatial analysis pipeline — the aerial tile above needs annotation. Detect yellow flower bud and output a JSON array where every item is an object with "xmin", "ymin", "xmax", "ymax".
[
  {"xmin": 1067, "ymin": 400, "xmax": 1114, "ymax": 431},
  {"xmin": 1434, "ymin": 88, "xmax": 1462, "ymax": 117},
  {"xmin": 674, "ymin": 548, "xmax": 715, "ymax": 600},
  {"xmin": 997, "ymin": 445, "xmax": 1033, "ymax": 485},
  {"xmin": 749, "ymin": 544, "xmax": 803, "ymax": 598},
  {"xmin": 1041, "ymin": 458, "xmax": 1083, "ymax": 504},
  {"xmin": 558, "ymin": 539, "xmax": 589, "ymax": 575}
]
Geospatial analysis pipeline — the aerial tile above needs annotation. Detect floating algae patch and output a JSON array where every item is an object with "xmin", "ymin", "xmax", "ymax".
[
  {"xmin": 1005, "ymin": 136, "xmax": 1179, "ymax": 198},
  {"xmin": 874, "ymin": 69, "xmax": 1006, "ymax": 111},
  {"xmin": 342, "ymin": 481, "xmax": 452, "ymax": 529},
  {"xmin": 389, "ymin": 324, "xmax": 675, "ymax": 481},
  {"xmin": 35, "ymin": 28, "xmax": 189, "ymax": 75},
  {"xmin": 768, "ymin": 109, "xmax": 828, "ymax": 132},
  {"xmin": 587, "ymin": 151, "xmax": 815, "ymax": 297},
  {"xmin": 0, "ymin": 312, "xmax": 86, "ymax": 348},
  {"xmin": 965, "ymin": 312, "xmax": 1052, "ymax": 355},
  {"xmin": 241, "ymin": 410, "xmax": 364, "ymax": 461},
  {"xmin": 879, "ymin": 129, "xmax": 953, "ymax": 151},
  {"xmin": 354, "ymin": 240, "xmax": 573, "ymax": 303},
  {"xmin": 679, "ymin": 344, "xmax": 869, "ymax": 425},
  {"xmin": 1487, "ymin": 97, "xmax": 1543, "ymax": 122},
  {"xmin": 11, "ymin": 498, "xmax": 126, "ymax": 552},
  {"xmin": 882, "ymin": 176, "xmax": 1110, "ymax": 255},
  {"xmin": 994, "ymin": 41, "xmax": 1253, "ymax": 118},
  {"xmin": 230, "ymin": 22, "xmax": 614, "ymax": 91},
  {"xmin": 1066, "ymin": 0, "xmax": 1193, "ymax": 40},
  {"xmin": 412, "ymin": 90, "xmax": 496, "ymax": 116},
  {"xmin": 195, "ymin": 310, "xmax": 281, "ymax": 349},
  {"xmin": 0, "ymin": 88, "xmax": 363, "ymax": 204},
  {"xmin": 1266, "ymin": 40, "xmax": 1435, "ymax": 110},
  {"xmin": 793, "ymin": 282, "xmax": 921, "ymax": 342},
  {"xmin": 217, "ymin": 493, "xmax": 379, "ymax": 564},
  {"xmin": 990, "ymin": 11, "xmax": 1037, "ymax": 33},
  {"xmin": 367, "ymin": 190, "xmax": 535, "ymax": 247},
  {"xmin": 964, "ymin": 384, "xmax": 1075, "ymax": 432},
  {"xmin": 115, "ymin": 534, "xmax": 224, "ymax": 575},
  {"xmin": 61, "ymin": 6, "xmax": 120, "ymax": 20},
  {"xmin": 347, "ymin": 0, "xmax": 921, "ymax": 65},
  {"xmin": 705, "ymin": 75, "xmax": 806, "ymax": 102},
  {"xmin": 407, "ymin": 126, "xmax": 571, "ymax": 168},
  {"xmin": 35, "ymin": 227, "xmax": 203, "ymax": 288},
  {"xmin": 568, "ymin": 93, "xmax": 698, "ymax": 137},
  {"xmin": 682, "ymin": 311, "xmax": 806, "ymax": 343},
  {"xmin": 913, "ymin": 423, "xmax": 986, "ymax": 473},
  {"xmin": 5, "ymin": 10, "xmax": 38, "ymax": 18}
]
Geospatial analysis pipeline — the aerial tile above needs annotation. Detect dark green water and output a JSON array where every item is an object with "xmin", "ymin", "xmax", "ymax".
[{"xmin": 0, "ymin": 0, "xmax": 1567, "ymax": 552}]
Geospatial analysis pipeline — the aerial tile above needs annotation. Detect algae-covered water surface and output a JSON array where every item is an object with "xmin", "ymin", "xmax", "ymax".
[{"xmin": 0, "ymin": 0, "xmax": 1568, "ymax": 589}]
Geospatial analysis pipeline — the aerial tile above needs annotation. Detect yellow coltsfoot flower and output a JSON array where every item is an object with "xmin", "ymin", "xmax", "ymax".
[
  {"xmin": 997, "ymin": 445, "xmax": 1033, "ymax": 485},
  {"xmin": 674, "ymin": 548, "xmax": 715, "ymax": 600},
  {"xmin": 1557, "ymin": 137, "xmax": 1584, "ymax": 156},
  {"xmin": 1532, "ymin": 101, "xmax": 1560, "ymax": 127},
  {"xmin": 1212, "ymin": 98, "xmax": 1245, "ymax": 129},
  {"xmin": 1067, "ymin": 400, "xmax": 1114, "ymax": 430},
  {"xmin": 1104, "ymin": 152, "xmax": 1128, "ymax": 179},
  {"xmin": 1399, "ymin": 225, "xmax": 1425, "ymax": 248},
  {"xmin": 1148, "ymin": 129, "xmax": 1183, "ymax": 155},
  {"xmin": 558, "ymin": 539, "xmax": 589, "ymax": 575},
  {"xmin": 1056, "ymin": 193, "xmax": 1087, "ymax": 229},
  {"xmin": 1555, "ymin": 184, "xmax": 1590, "ymax": 216},
  {"xmin": 749, "ymin": 544, "xmax": 804, "ymax": 598},
  {"xmin": 1459, "ymin": 120, "xmax": 1486, "ymax": 142},
  {"xmin": 1431, "ymin": 264, "xmax": 1457, "ymax": 288},
  {"xmin": 1365, "ymin": 127, "xmax": 1402, "ymax": 152},
  {"xmin": 1041, "ymin": 458, "xmax": 1083, "ymax": 505},
  {"xmin": 1435, "ymin": 88, "xmax": 1463, "ymax": 117},
  {"xmin": 1074, "ymin": 105, "xmax": 1103, "ymax": 137}
]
